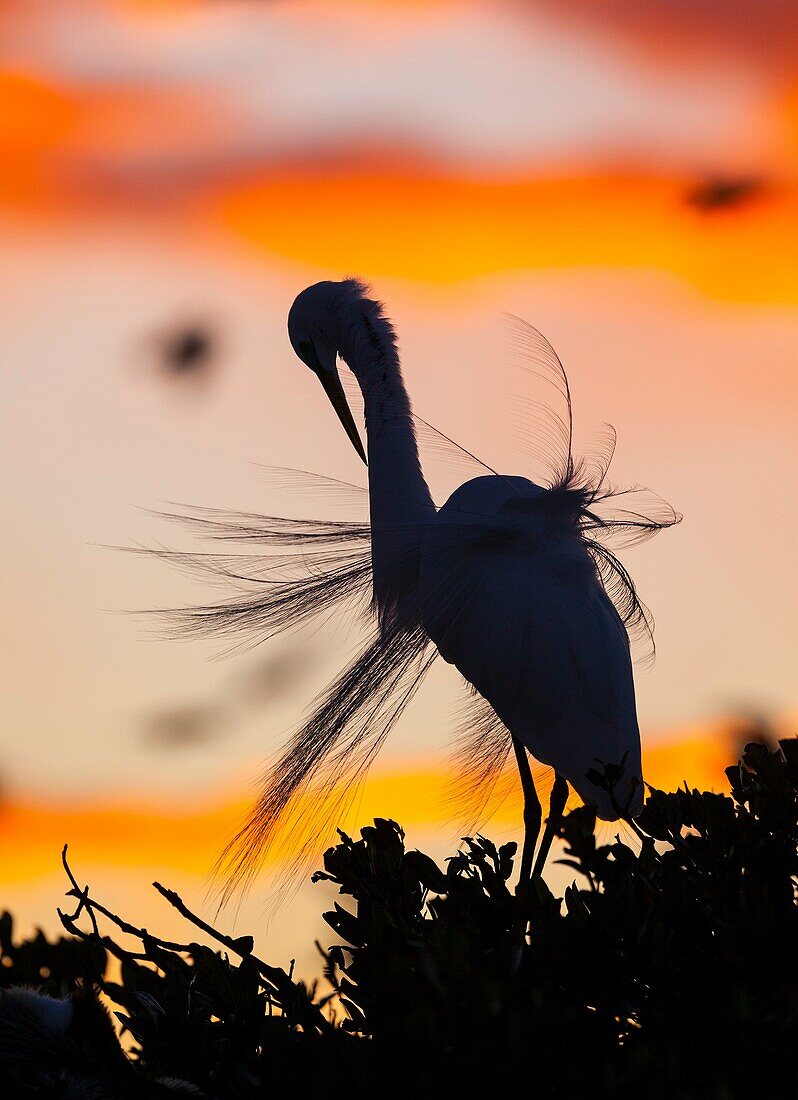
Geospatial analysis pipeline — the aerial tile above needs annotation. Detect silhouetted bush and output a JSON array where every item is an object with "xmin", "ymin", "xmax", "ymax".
[{"xmin": 1, "ymin": 741, "xmax": 797, "ymax": 1097}]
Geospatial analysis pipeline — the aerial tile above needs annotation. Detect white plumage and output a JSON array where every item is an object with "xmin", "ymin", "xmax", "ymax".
[
  {"xmin": 418, "ymin": 474, "xmax": 642, "ymax": 820},
  {"xmin": 164, "ymin": 278, "xmax": 678, "ymax": 894}
]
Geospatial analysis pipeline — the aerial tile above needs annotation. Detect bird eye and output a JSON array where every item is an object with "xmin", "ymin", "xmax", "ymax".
[{"xmin": 298, "ymin": 338, "xmax": 322, "ymax": 373}]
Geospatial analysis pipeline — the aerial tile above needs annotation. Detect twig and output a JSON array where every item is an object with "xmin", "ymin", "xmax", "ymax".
[
  {"xmin": 151, "ymin": 881, "xmax": 335, "ymax": 1034},
  {"xmin": 152, "ymin": 881, "xmax": 284, "ymax": 988},
  {"xmin": 61, "ymin": 845, "xmax": 99, "ymax": 937}
]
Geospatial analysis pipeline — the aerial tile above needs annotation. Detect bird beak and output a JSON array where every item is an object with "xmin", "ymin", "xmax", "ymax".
[{"xmin": 317, "ymin": 367, "xmax": 368, "ymax": 465}]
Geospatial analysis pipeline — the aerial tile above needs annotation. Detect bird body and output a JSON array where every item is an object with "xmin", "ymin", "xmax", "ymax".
[
  {"xmin": 167, "ymin": 278, "xmax": 678, "ymax": 893},
  {"xmin": 289, "ymin": 280, "xmax": 647, "ymax": 817},
  {"xmin": 417, "ymin": 474, "xmax": 642, "ymax": 817}
]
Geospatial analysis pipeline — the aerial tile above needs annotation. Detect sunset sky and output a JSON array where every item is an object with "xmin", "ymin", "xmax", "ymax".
[{"xmin": 0, "ymin": 0, "xmax": 795, "ymax": 974}]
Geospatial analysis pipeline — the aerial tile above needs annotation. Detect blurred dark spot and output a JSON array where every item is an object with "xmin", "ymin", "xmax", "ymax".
[
  {"xmin": 149, "ymin": 321, "xmax": 220, "ymax": 384},
  {"xmin": 241, "ymin": 645, "xmax": 315, "ymax": 705},
  {"xmin": 727, "ymin": 710, "xmax": 779, "ymax": 756},
  {"xmin": 143, "ymin": 705, "xmax": 224, "ymax": 749},
  {"xmin": 162, "ymin": 325, "xmax": 216, "ymax": 375},
  {"xmin": 685, "ymin": 176, "xmax": 764, "ymax": 212}
]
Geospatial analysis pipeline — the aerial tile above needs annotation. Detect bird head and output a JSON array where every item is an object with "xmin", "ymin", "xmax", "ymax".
[{"xmin": 288, "ymin": 281, "xmax": 367, "ymax": 464}]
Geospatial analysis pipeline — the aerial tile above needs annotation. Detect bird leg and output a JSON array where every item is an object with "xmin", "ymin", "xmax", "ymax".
[
  {"xmin": 532, "ymin": 772, "xmax": 569, "ymax": 880},
  {"xmin": 512, "ymin": 738, "xmax": 541, "ymax": 885}
]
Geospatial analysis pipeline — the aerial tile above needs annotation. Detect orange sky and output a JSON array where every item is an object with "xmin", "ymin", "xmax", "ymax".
[
  {"xmin": 0, "ymin": 2, "xmax": 795, "ymax": 965},
  {"xmin": 1, "ymin": 65, "xmax": 795, "ymax": 305},
  {"xmin": 209, "ymin": 166, "xmax": 798, "ymax": 302},
  {"xmin": 0, "ymin": 721, "xmax": 752, "ymax": 886}
]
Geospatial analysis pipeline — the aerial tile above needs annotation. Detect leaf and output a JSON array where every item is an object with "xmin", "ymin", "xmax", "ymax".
[
  {"xmin": 323, "ymin": 903, "xmax": 363, "ymax": 947},
  {"xmin": 498, "ymin": 841, "xmax": 518, "ymax": 881},
  {"xmin": 403, "ymin": 851, "xmax": 448, "ymax": 894},
  {"xmin": 341, "ymin": 997, "xmax": 368, "ymax": 1032}
]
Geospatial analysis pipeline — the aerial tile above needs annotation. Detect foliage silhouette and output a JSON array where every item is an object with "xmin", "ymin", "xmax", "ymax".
[{"xmin": 1, "ymin": 741, "xmax": 797, "ymax": 1097}]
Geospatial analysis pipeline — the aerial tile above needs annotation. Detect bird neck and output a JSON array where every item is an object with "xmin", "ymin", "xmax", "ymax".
[{"xmin": 339, "ymin": 306, "xmax": 435, "ymax": 623}]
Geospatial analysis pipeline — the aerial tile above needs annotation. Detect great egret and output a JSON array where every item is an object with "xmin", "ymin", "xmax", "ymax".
[{"xmin": 161, "ymin": 279, "xmax": 678, "ymax": 896}]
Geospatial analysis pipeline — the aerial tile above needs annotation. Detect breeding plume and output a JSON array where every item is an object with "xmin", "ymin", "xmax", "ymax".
[{"xmin": 162, "ymin": 279, "xmax": 678, "ymax": 895}]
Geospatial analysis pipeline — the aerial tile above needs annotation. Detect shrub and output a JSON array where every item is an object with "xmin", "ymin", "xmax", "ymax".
[{"xmin": 1, "ymin": 741, "xmax": 796, "ymax": 1097}]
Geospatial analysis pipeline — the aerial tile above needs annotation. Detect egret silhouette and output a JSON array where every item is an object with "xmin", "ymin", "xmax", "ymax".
[{"xmin": 160, "ymin": 279, "xmax": 679, "ymax": 897}]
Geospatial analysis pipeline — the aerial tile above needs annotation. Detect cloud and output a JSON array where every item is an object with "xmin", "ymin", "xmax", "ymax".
[
  {"xmin": 528, "ymin": 0, "xmax": 798, "ymax": 73},
  {"xmin": 0, "ymin": 0, "xmax": 773, "ymax": 186}
]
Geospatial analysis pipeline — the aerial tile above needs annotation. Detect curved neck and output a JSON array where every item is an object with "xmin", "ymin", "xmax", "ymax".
[
  {"xmin": 340, "ymin": 307, "xmax": 434, "ymax": 520},
  {"xmin": 339, "ymin": 305, "xmax": 435, "ymax": 622}
]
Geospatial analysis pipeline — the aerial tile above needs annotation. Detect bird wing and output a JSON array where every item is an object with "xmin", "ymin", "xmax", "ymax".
[{"xmin": 418, "ymin": 476, "xmax": 643, "ymax": 819}]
